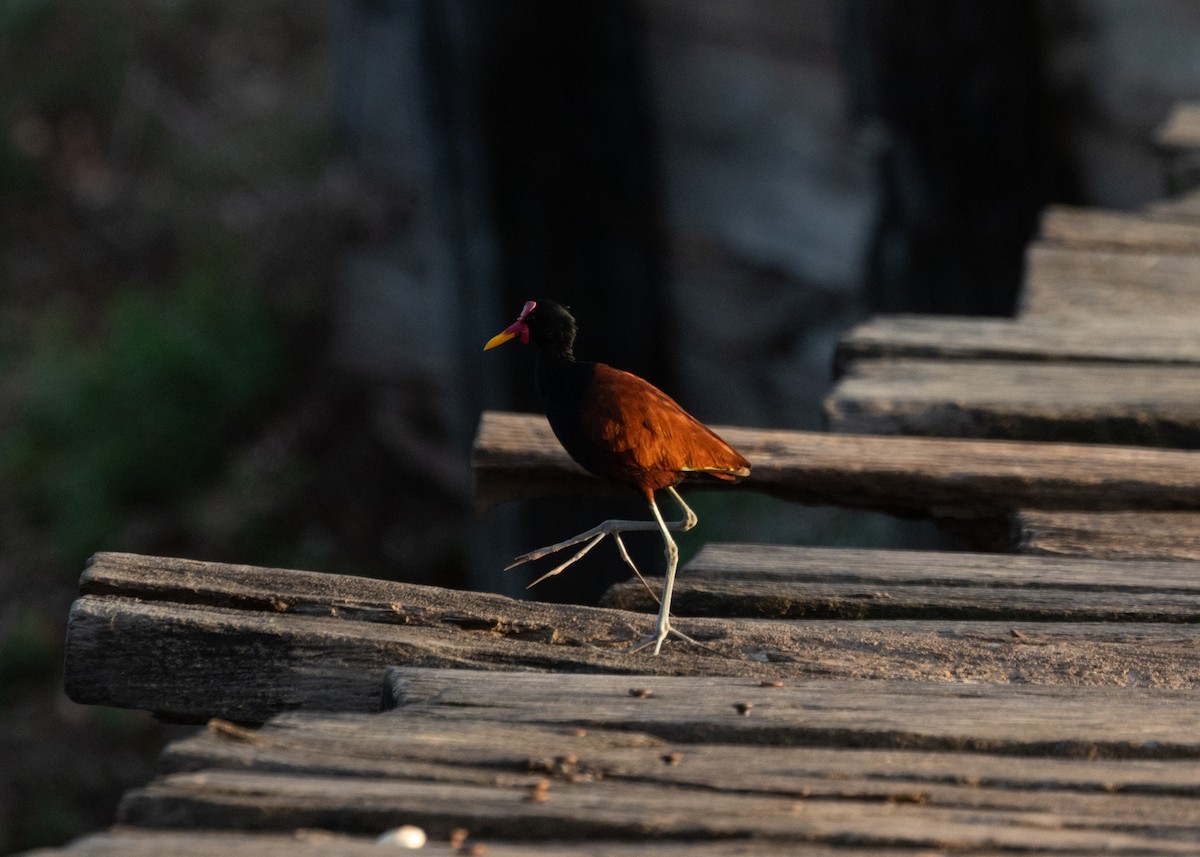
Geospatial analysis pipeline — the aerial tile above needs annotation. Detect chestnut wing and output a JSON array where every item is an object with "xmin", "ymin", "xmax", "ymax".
[{"xmin": 579, "ymin": 364, "xmax": 750, "ymax": 488}]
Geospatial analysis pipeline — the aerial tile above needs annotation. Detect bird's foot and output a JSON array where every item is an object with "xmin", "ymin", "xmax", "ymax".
[
  {"xmin": 506, "ymin": 522, "xmax": 663, "ymax": 601},
  {"xmin": 615, "ymin": 622, "xmax": 721, "ymax": 657}
]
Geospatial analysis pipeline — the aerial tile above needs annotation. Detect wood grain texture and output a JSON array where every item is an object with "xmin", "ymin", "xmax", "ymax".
[
  {"xmin": 1020, "ymin": 244, "xmax": 1200, "ymax": 319},
  {"xmin": 105, "ymin": 683, "xmax": 1200, "ymax": 853},
  {"xmin": 114, "ymin": 765, "xmax": 1200, "ymax": 852},
  {"xmin": 383, "ymin": 667, "xmax": 1200, "ymax": 757},
  {"xmin": 602, "ymin": 542, "xmax": 1200, "ymax": 622},
  {"xmin": 473, "ymin": 410, "xmax": 1200, "ymax": 516},
  {"xmin": 160, "ymin": 709, "xmax": 1200, "ymax": 796},
  {"xmin": 1014, "ymin": 510, "xmax": 1200, "ymax": 561},
  {"xmin": 824, "ymin": 357, "xmax": 1200, "ymax": 447},
  {"xmin": 65, "ymin": 552, "xmax": 1200, "ymax": 724}
]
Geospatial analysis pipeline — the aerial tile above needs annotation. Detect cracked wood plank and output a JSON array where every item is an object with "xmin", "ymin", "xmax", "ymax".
[
  {"xmin": 111, "ymin": 688, "xmax": 1200, "ymax": 852},
  {"xmin": 65, "ymin": 553, "xmax": 1200, "ymax": 723},
  {"xmin": 114, "ymin": 765, "xmax": 1200, "ymax": 853}
]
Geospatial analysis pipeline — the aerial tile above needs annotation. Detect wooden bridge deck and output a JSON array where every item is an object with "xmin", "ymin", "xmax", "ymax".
[{"xmin": 28, "ymin": 107, "xmax": 1200, "ymax": 856}]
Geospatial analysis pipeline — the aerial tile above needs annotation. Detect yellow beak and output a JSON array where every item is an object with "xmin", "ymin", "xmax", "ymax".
[{"xmin": 483, "ymin": 329, "xmax": 518, "ymax": 351}]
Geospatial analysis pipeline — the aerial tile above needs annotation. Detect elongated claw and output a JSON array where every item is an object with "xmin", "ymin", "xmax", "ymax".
[{"xmin": 525, "ymin": 532, "xmax": 606, "ymax": 588}]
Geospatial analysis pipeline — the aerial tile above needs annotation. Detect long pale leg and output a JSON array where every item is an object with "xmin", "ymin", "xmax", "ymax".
[{"xmin": 646, "ymin": 494, "xmax": 678, "ymax": 654}]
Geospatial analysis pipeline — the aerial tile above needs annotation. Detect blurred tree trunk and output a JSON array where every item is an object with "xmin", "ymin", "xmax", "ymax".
[{"xmin": 842, "ymin": 0, "xmax": 1078, "ymax": 316}]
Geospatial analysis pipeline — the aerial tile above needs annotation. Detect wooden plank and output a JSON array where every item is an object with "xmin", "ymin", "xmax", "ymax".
[
  {"xmin": 122, "ymin": 710, "xmax": 1200, "ymax": 853},
  {"xmin": 824, "ymin": 357, "xmax": 1200, "ymax": 447},
  {"xmin": 20, "ymin": 830, "xmax": 921, "ymax": 857},
  {"xmin": 384, "ymin": 667, "xmax": 1200, "ymax": 757},
  {"xmin": 115, "ymin": 765, "xmax": 1200, "ymax": 853},
  {"xmin": 1039, "ymin": 205, "xmax": 1200, "ymax": 252},
  {"xmin": 72, "ymin": 687, "xmax": 1200, "ymax": 855},
  {"xmin": 473, "ymin": 411, "xmax": 1200, "ymax": 516},
  {"xmin": 65, "ymin": 553, "xmax": 1200, "ymax": 723},
  {"xmin": 1014, "ymin": 511, "xmax": 1200, "ymax": 561},
  {"xmin": 602, "ymin": 543, "xmax": 1200, "ymax": 622},
  {"xmin": 162, "ymin": 710, "xmax": 1200, "ymax": 797},
  {"xmin": 121, "ymin": 700, "xmax": 1200, "ymax": 852},
  {"xmin": 1019, "ymin": 244, "xmax": 1200, "ymax": 319},
  {"xmin": 66, "ymin": 594, "xmax": 1200, "ymax": 719},
  {"xmin": 832, "ymin": 314, "xmax": 1200, "ymax": 374}
]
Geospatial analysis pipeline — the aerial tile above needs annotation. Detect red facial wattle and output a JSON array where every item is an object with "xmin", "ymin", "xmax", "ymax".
[{"xmin": 483, "ymin": 300, "xmax": 537, "ymax": 350}]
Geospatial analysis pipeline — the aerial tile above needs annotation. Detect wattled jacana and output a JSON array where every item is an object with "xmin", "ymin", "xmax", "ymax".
[{"xmin": 484, "ymin": 300, "xmax": 751, "ymax": 654}]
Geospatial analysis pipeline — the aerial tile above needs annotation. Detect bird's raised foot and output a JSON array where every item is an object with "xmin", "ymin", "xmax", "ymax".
[{"xmin": 505, "ymin": 520, "xmax": 673, "ymax": 599}]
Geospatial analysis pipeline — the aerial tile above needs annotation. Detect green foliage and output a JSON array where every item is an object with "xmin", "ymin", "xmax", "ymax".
[
  {"xmin": 2, "ymin": 263, "xmax": 284, "ymax": 565},
  {"xmin": 0, "ymin": 610, "xmax": 59, "ymax": 703}
]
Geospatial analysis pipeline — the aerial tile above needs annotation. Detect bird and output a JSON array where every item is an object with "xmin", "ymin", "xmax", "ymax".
[{"xmin": 484, "ymin": 299, "xmax": 751, "ymax": 654}]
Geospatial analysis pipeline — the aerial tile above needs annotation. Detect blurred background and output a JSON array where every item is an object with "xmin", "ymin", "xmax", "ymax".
[{"xmin": 1, "ymin": 0, "xmax": 1197, "ymax": 851}]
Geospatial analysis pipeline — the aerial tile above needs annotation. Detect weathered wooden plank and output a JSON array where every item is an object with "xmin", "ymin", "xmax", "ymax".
[
  {"xmin": 1038, "ymin": 205, "xmax": 1200, "ymax": 252},
  {"xmin": 824, "ymin": 357, "xmax": 1200, "ymax": 447},
  {"xmin": 66, "ymin": 554, "xmax": 1200, "ymax": 724},
  {"xmin": 19, "ymin": 830, "xmax": 926, "ymax": 857},
  {"xmin": 473, "ymin": 411, "xmax": 1200, "ymax": 516},
  {"xmin": 64, "ymin": 593, "xmax": 796, "ymax": 722},
  {"xmin": 603, "ymin": 543, "xmax": 1200, "ymax": 622},
  {"xmin": 67, "ymin": 592, "xmax": 1200, "ymax": 721},
  {"xmin": 832, "ymin": 314, "xmax": 1200, "ymax": 375},
  {"xmin": 383, "ymin": 668, "xmax": 1200, "ymax": 757},
  {"xmin": 1020, "ymin": 244, "xmax": 1200, "ymax": 319},
  {"xmin": 163, "ymin": 709, "xmax": 1200, "ymax": 798},
  {"xmin": 112, "ymin": 765, "xmax": 1200, "ymax": 853},
  {"xmin": 1014, "ymin": 510, "xmax": 1200, "ymax": 561}
]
